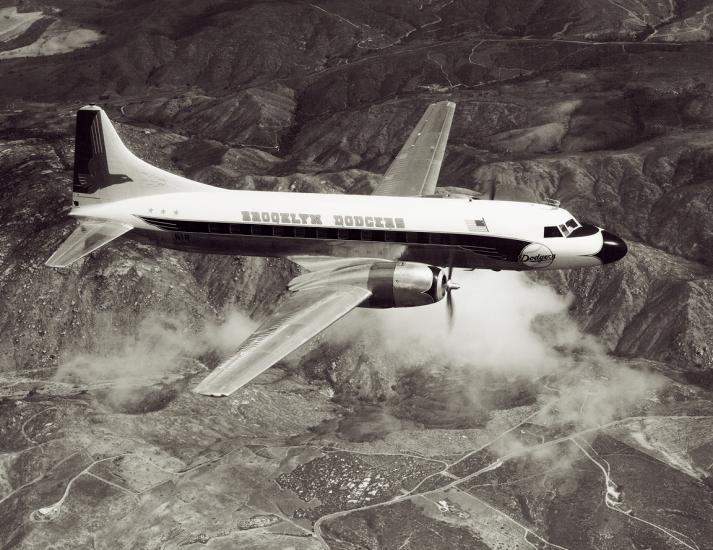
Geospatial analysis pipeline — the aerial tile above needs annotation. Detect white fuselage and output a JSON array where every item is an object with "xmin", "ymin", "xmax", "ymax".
[{"xmin": 72, "ymin": 188, "xmax": 608, "ymax": 271}]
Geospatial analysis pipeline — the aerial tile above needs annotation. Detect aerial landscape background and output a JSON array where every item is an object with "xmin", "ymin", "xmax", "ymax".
[{"xmin": 1, "ymin": 0, "xmax": 713, "ymax": 548}]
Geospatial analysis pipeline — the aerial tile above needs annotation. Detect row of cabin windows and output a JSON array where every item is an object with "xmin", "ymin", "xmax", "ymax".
[
  {"xmin": 160, "ymin": 219, "xmax": 498, "ymax": 248},
  {"xmin": 217, "ymin": 222, "xmax": 479, "ymax": 246}
]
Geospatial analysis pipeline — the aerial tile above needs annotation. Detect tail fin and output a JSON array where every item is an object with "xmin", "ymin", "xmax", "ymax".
[
  {"xmin": 47, "ymin": 106, "xmax": 214, "ymax": 268},
  {"xmin": 72, "ymin": 105, "xmax": 210, "ymax": 205}
]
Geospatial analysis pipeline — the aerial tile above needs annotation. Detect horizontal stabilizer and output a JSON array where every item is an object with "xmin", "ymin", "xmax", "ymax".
[{"xmin": 46, "ymin": 219, "xmax": 132, "ymax": 268}]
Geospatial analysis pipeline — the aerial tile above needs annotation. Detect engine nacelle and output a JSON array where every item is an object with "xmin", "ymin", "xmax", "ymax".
[
  {"xmin": 362, "ymin": 261, "xmax": 446, "ymax": 308},
  {"xmin": 288, "ymin": 261, "xmax": 447, "ymax": 308}
]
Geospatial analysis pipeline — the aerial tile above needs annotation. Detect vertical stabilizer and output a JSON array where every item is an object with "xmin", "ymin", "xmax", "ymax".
[{"xmin": 72, "ymin": 105, "xmax": 213, "ymax": 205}]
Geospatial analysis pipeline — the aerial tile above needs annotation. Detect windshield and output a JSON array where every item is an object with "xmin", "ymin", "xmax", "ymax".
[{"xmin": 543, "ymin": 217, "xmax": 581, "ymax": 238}]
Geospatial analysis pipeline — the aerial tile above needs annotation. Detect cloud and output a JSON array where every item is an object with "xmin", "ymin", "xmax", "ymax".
[
  {"xmin": 326, "ymin": 270, "xmax": 572, "ymax": 376},
  {"xmin": 53, "ymin": 268, "xmax": 664, "ymax": 435},
  {"xmin": 54, "ymin": 310, "xmax": 257, "ymax": 388},
  {"xmin": 322, "ymin": 269, "xmax": 665, "ymax": 435}
]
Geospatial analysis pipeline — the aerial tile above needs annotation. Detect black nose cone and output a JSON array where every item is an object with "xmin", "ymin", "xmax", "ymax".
[{"xmin": 596, "ymin": 230, "xmax": 628, "ymax": 264}]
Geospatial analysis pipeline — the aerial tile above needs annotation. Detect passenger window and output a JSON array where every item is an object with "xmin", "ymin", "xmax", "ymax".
[
  {"xmin": 406, "ymin": 232, "xmax": 423, "ymax": 244},
  {"xmin": 208, "ymin": 222, "xmax": 228, "ymax": 233},
  {"xmin": 274, "ymin": 226, "xmax": 294, "ymax": 237},
  {"xmin": 251, "ymin": 225, "xmax": 272, "ymax": 236},
  {"xmin": 385, "ymin": 231, "xmax": 406, "ymax": 242},
  {"xmin": 316, "ymin": 228, "xmax": 335, "ymax": 239},
  {"xmin": 230, "ymin": 224, "xmax": 252, "ymax": 235},
  {"xmin": 446, "ymin": 234, "xmax": 461, "ymax": 245},
  {"xmin": 544, "ymin": 226, "xmax": 562, "ymax": 238}
]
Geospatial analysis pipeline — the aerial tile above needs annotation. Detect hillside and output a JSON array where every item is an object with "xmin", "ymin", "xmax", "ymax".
[{"xmin": 2, "ymin": 1, "xmax": 713, "ymax": 548}]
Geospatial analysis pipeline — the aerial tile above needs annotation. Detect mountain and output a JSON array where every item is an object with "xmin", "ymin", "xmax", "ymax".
[{"xmin": 2, "ymin": 1, "xmax": 713, "ymax": 548}]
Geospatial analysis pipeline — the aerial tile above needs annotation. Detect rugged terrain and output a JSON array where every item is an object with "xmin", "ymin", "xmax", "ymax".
[{"xmin": 2, "ymin": 0, "xmax": 713, "ymax": 548}]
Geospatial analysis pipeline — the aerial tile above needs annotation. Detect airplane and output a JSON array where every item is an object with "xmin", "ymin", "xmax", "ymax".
[{"xmin": 46, "ymin": 102, "xmax": 627, "ymax": 396}]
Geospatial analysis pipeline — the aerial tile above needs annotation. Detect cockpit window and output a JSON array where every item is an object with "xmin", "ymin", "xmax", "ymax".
[
  {"xmin": 544, "ymin": 226, "xmax": 562, "ymax": 238},
  {"xmin": 568, "ymin": 224, "xmax": 599, "ymax": 238},
  {"xmin": 566, "ymin": 218, "xmax": 578, "ymax": 229},
  {"xmin": 559, "ymin": 224, "xmax": 571, "ymax": 237}
]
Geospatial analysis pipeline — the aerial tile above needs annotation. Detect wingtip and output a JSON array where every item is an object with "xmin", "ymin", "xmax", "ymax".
[
  {"xmin": 431, "ymin": 100, "xmax": 456, "ymax": 109},
  {"xmin": 45, "ymin": 255, "xmax": 69, "ymax": 268},
  {"xmin": 192, "ymin": 386, "xmax": 230, "ymax": 398}
]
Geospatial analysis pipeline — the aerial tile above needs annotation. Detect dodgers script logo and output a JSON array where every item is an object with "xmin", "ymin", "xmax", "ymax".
[{"xmin": 519, "ymin": 243, "xmax": 556, "ymax": 268}]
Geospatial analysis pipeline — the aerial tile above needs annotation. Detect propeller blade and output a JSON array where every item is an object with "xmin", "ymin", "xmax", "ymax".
[
  {"xmin": 489, "ymin": 181, "xmax": 496, "ymax": 200},
  {"xmin": 446, "ymin": 290, "xmax": 455, "ymax": 330},
  {"xmin": 444, "ymin": 254, "xmax": 457, "ymax": 331}
]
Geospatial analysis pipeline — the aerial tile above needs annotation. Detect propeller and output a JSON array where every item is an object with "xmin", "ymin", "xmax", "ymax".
[
  {"xmin": 444, "ymin": 253, "xmax": 460, "ymax": 330},
  {"xmin": 488, "ymin": 180, "xmax": 496, "ymax": 200}
]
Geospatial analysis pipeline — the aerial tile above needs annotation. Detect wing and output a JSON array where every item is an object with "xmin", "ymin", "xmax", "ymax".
[
  {"xmin": 373, "ymin": 100, "xmax": 455, "ymax": 197},
  {"xmin": 193, "ymin": 285, "xmax": 371, "ymax": 396},
  {"xmin": 46, "ymin": 219, "xmax": 132, "ymax": 268}
]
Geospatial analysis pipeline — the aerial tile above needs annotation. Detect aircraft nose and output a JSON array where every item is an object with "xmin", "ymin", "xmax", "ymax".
[{"xmin": 595, "ymin": 230, "xmax": 628, "ymax": 264}]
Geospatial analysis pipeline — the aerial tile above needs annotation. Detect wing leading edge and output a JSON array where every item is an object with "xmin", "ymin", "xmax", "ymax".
[
  {"xmin": 372, "ymin": 101, "xmax": 455, "ymax": 197},
  {"xmin": 193, "ymin": 284, "xmax": 371, "ymax": 396}
]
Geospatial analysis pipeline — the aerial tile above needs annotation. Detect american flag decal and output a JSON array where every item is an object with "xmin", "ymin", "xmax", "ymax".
[{"xmin": 465, "ymin": 218, "xmax": 489, "ymax": 232}]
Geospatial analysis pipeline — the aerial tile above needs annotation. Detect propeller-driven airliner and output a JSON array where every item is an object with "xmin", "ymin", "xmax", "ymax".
[{"xmin": 47, "ymin": 102, "xmax": 627, "ymax": 396}]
